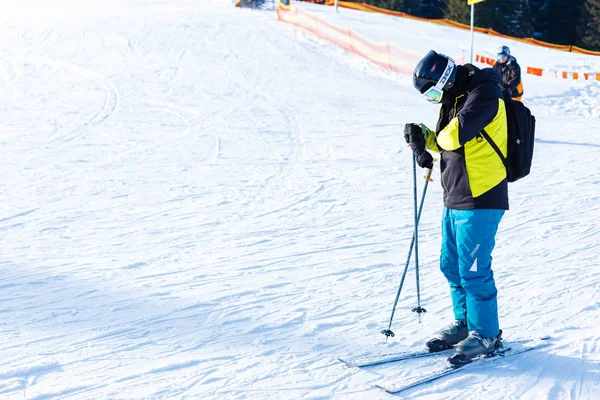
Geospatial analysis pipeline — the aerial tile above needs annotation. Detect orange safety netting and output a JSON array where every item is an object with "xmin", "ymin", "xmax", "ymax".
[
  {"xmin": 476, "ymin": 54, "xmax": 600, "ymax": 81},
  {"xmin": 324, "ymin": 1, "xmax": 600, "ymax": 56},
  {"xmin": 277, "ymin": 2, "xmax": 437, "ymax": 75},
  {"xmin": 278, "ymin": 2, "xmax": 600, "ymax": 81}
]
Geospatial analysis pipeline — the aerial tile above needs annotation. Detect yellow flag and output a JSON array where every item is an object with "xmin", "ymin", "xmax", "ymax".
[{"xmin": 467, "ymin": 0, "xmax": 484, "ymax": 4}]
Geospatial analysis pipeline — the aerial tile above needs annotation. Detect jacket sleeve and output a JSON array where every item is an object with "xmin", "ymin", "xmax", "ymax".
[
  {"xmin": 492, "ymin": 62, "xmax": 501, "ymax": 76},
  {"xmin": 436, "ymin": 85, "xmax": 499, "ymax": 151},
  {"xmin": 506, "ymin": 62, "xmax": 521, "ymax": 97}
]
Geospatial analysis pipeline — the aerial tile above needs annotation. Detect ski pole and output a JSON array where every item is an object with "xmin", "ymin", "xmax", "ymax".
[
  {"xmin": 381, "ymin": 159, "xmax": 432, "ymax": 341},
  {"xmin": 411, "ymin": 155, "xmax": 427, "ymax": 320}
]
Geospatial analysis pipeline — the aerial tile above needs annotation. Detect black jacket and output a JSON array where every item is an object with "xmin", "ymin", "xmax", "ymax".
[
  {"xmin": 431, "ymin": 65, "xmax": 509, "ymax": 210},
  {"xmin": 493, "ymin": 56, "xmax": 522, "ymax": 98}
]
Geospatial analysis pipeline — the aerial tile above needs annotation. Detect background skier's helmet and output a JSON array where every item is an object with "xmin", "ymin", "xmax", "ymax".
[
  {"xmin": 497, "ymin": 45, "xmax": 510, "ymax": 58},
  {"xmin": 413, "ymin": 50, "xmax": 456, "ymax": 103}
]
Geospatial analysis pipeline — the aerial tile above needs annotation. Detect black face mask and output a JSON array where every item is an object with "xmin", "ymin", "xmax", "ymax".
[
  {"xmin": 440, "ymin": 91, "xmax": 456, "ymax": 106},
  {"xmin": 441, "ymin": 65, "xmax": 473, "ymax": 105}
]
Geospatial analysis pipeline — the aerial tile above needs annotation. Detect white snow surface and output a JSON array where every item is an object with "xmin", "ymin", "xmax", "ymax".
[{"xmin": 0, "ymin": 1, "xmax": 599, "ymax": 399}]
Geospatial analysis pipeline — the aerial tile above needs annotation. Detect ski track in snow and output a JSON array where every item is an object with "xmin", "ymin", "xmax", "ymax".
[{"xmin": 0, "ymin": 1, "xmax": 599, "ymax": 399}]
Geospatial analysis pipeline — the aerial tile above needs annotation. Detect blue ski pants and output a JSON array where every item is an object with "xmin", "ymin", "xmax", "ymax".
[{"xmin": 440, "ymin": 207, "xmax": 504, "ymax": 338}]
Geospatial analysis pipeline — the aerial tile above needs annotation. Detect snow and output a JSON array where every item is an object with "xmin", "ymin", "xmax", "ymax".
[{"xmin": 0, "ymin": 0, "xmax": 599, "ymax": 398}]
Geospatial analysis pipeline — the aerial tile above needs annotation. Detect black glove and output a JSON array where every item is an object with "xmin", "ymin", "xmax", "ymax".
[
  {"xmin": 404, "ymin": 123, "xmax": 426, "ymax": 154},
  {"xmin": 404, "ymin": 123, "xmax": 433, "ymax": 169},
  {"xmin": 415, "ymin": 151, "xmax": 434, "ymax": 169}
]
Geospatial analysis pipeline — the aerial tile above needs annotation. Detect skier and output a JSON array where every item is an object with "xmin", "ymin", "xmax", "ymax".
[
  {"xmin": 403, "ymin": 50, "xmax": 508, "ymax": 360},
  {"xmin": 493, "ymin": 45, "xmax": 523, "ymax": 101}
]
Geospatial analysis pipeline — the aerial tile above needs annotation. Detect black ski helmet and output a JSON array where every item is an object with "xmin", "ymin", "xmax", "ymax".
[
  {"xmin": 497, "ymin": 45, "xmax": 510, "ymax": 57},
  {"xmin": 413, "ymin": 50, "xmax": 457, "ymax": 95}
]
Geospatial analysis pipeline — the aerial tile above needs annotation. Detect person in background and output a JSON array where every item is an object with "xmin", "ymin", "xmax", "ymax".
[
  {"xmin": 493, "ymin": 45, "xmax": 523, "ymax": 101},
  {"xmin": 404, "ymin": 50, "xmax": 508, "ymax": 361}
]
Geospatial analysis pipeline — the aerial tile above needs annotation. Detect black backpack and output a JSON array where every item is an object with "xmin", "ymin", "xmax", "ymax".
[{"xmin": 481, "ymin": 93, "xmax": 536, "ymax": 182}]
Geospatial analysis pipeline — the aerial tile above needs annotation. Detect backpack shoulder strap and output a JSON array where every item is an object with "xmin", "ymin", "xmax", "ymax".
[{"xmin": 481, "ymin": 128, "xmax": 507, "ymax": 168}]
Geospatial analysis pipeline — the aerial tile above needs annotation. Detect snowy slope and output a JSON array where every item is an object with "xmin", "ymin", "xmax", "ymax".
[{"xmin": 0, "ymin": 1, "xmax": 599, "ymax": 399}]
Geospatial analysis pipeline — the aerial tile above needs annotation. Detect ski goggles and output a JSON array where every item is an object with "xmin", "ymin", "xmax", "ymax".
[
  {"xmin": 421, "ymin": 58, "xmax": 455, "ymax": 104},
  {"xmin": 497, "ymin": 52, "xmax": 508, "ymax": 59}
]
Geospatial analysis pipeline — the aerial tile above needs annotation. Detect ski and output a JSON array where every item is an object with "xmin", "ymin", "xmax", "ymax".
[
  {"xmin": 373, "ymin": 337, "xmax": 551, "ymax": 394},
  {"xmin": 338, "ymin": 347, "xmax": 453, "ymax": 368},
  {"xmin": 338, "ymin": 336, "xmax": 547, "ymax": 368}
]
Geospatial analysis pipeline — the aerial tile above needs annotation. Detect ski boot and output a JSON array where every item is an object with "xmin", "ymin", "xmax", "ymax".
[
  {"xmin": 425, "ymin": 320, "xmax": 468, "ymax": 353},
  {"xmin": 448, "ymin": 330, "xmax": 503, "ymax": 366}
]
